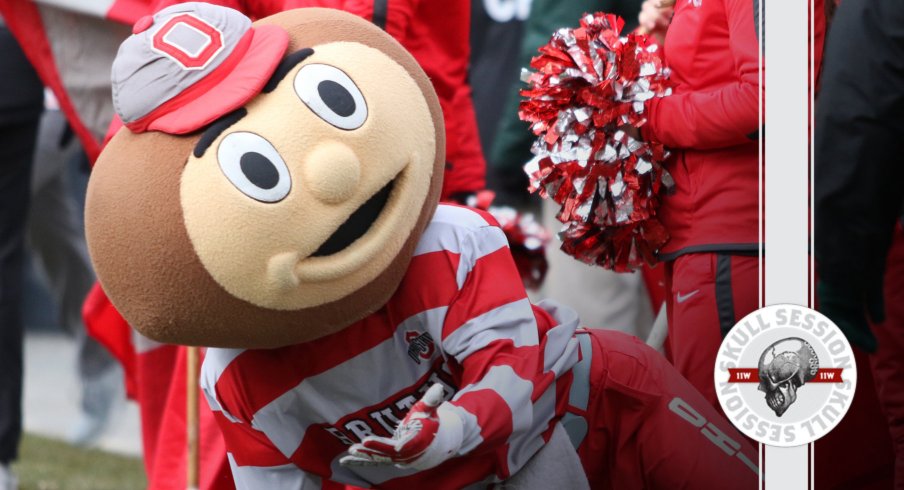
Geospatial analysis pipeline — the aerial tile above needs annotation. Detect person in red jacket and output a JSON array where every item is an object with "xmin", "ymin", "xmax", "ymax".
[
  {"xmin": 152, "ymin": 0, "xmax": 486, "ymax": 201},
  {"xmin": 637, "ymin": 0, "xmax": 824, "ymax": 407}
]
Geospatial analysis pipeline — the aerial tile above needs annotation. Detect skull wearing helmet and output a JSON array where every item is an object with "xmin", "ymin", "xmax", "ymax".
[{"xmin": 757, "ymin": 338, "xmax": 819, "ymax": 417}]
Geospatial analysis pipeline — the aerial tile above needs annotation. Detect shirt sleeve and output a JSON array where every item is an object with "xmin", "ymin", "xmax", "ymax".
[
  {"xmin": 206, "ymin": 375, "xmax": 324, "ymax": 489},
  {"xmin": 226, "ymin": 444, "xmax": 323, "ymax": 489},
  {"xmin": 435, "ymin": 220, "xmax": 578, "ymax": 479},
  {"xmin": 229, "ymin": 463, "xmax": 322, "ymax": 490},
  {"xmin": 643, "ymin": 0, "xmax": 761, "ymax": 149}
]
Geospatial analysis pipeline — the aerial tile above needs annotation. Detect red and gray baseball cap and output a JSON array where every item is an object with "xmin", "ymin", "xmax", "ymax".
[{"xmin": 112, "ymin": 2, "xmax": 289, "ymax": 135}]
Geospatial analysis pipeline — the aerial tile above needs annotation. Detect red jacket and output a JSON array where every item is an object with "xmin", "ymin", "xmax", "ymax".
[
  {"xmin": 154, "ymin": 0, "xmax": 486, "ymax": 199},
  {"xmin": 642, "ymin": 0, "xmax": 824, "ymax": 259}
]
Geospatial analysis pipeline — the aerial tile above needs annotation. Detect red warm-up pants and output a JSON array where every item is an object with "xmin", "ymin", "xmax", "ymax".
[
  {"xmin": 570, "ymin": 329, "xmax": 758, "ymax": 489},
  {"xmin": 871, "ymin": 223, "xmax": 904, "ymax": 489},
  {"xmin": 664, "ymin": 253, "xmax": 761, "ymax": 408},
  {"xmin": 813, "ymin": 226, "xmax": 904, "ymax": 489}
]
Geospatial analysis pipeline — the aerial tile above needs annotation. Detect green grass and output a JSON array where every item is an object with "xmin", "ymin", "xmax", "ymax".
[{"xmin": 11, "ymin": 433, "xmax": 146, "ymax": 490}]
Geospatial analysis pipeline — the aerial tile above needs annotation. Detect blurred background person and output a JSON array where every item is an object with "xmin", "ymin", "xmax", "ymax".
[
  {"xmin": 816, "ymin": 0, "xmax": 903, "ymax": 369},
  {"xmin": 816, "ymin": 0, "xmax": 904, "ymax": 486},
  {"xmin": 0, "ymin": 1, "xmax": 133, "ymax": 449},
  {"xmin": 0, "ymin": 16, "xmax": 44, "ymax": 490},
  {"xmin": 469, "ymin": 0, "xmax": 532, "ymax": 208},
  {"xmin": 26, "ymin": 97, "xmax": 123, "ymax": 446},
  {"xmin": 0, "ymin": 4, "xmax": 142, "ymax": 489}
]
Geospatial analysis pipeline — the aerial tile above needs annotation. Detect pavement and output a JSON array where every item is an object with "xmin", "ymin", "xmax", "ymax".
[{"xmin": 22, "ymin": 332, "xmax": 142, "ymax": 457}]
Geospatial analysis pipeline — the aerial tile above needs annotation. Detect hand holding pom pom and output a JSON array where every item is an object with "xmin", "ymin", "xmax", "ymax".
[{"xmin": 519, "ymin": 12, "xmax": 674, "ymax": 272}]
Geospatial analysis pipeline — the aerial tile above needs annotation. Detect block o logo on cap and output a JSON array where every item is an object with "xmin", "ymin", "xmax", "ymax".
[{"xmin": 151, "ymin": 13, "xmax": 224, "ymax": 70}]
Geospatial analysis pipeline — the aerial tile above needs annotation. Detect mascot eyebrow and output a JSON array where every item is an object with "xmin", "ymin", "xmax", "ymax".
[
  {"xmin": 193, "ymin": 108, "xmax": 248, "ymax": 158},
  {"xmin": 263, "ymin": 47, "xmax": 315, "ymax": 93},
  {"xmin": 193, "ymin": 48, "xmax": 315, "ymax": 158}
]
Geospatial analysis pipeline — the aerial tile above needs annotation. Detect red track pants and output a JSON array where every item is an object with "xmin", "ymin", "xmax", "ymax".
[{"xmin": 571, "ymin": 329, "xmax": 758, "ymax": 489}]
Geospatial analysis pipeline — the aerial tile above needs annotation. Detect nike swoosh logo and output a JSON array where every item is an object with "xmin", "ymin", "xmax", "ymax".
[{"xmin": 676, "ymin": 290, "xmax": 700, "ymax": 303}]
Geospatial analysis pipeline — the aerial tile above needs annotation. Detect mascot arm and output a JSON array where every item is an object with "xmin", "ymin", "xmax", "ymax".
[
  {"xmin": 438, "ymin": 224, "xmax": 558, "ymax": 475},
  {"xmin": 345, "ymin": 224, "xmax": 558, "ymax": 477},
  {"xmin": 211, "ymin": 409, "xmax": 323, "ymax": 489}
]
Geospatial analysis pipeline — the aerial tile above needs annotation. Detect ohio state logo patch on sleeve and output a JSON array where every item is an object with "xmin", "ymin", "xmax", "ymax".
[{"xmin": 406, "ymin": 331, "xmax": 436, "ymax": 364}]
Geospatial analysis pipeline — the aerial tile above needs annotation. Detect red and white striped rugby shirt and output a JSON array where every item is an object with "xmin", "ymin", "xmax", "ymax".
[{"xmin": 201, "ymin": 204, "xmax": 581, "ymax": 489}]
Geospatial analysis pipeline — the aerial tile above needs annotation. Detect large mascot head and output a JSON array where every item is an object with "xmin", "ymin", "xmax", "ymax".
[{"xmin": 86, "ymin": 3, "xmax": 445, "ymax": 348}]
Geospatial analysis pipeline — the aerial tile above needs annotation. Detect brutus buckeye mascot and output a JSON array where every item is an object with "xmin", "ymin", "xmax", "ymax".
[{"xmin": 86, "ymin": 3, "xmax": 758, "ymax": 488}]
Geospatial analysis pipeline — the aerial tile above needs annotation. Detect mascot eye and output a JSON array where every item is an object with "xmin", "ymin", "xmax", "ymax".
[
  {"xmin": 294, "ymin": 64, "xmax": 367, "ymax": 130},
  {"xmin": 217, "ymin": 132, "xmax": 291, "ymax": 203}
]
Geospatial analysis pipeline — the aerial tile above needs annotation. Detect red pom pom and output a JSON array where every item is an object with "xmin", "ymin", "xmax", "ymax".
[{"xmin": 519, "ymin": 12, "xmax": 674, "ymax": 272}]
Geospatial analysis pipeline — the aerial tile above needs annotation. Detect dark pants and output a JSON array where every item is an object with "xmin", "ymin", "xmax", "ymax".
[
  {"xmin": 0, "ymin": 24, "xmax": 43, "ymax": 464},
  {"xmin": 0, "ymin": 121, "xmax": 38, "ymax": 463},
  {"xmin": 29, "ymin": 111, "xmax": 117, "ymax": 412}
]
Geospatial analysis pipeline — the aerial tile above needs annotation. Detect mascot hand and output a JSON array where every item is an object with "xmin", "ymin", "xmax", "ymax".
[{"xmin": 340, "ymin": 384, "xmax": 463, "ymax": 470}]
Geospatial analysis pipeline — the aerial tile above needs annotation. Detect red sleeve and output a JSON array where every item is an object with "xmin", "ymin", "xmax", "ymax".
[
  {"xmin": 813, "ymin": 0, "xmax": 826, "ymax": 91},
  {"xmin": 210, "ymin": 387, "xmax": 328, "ymax": 488},
  {"xmin": 643, "ymin": 0, "xmax": 761, "ymax": 149},
  {"xmin": 289, "ymin": 0, "xmax": 419, "ymax": 39},
  {"xmin": 380, "ymin": 0, "xmax": 421, "ymax": 40},
  {"xmin": 151, "ymin": 0, "xmax": 284, "ymax": 19},
  {"xmin": 152, "ymin": 0, "xmax": 243, "ymax": 13},
  {"xmin": 438, "ymin": 224, "xmax": 567, "ymax": 478},
  {"xmin": 213, "ymin": 411, "xmax": 292, "ymax": 467}
]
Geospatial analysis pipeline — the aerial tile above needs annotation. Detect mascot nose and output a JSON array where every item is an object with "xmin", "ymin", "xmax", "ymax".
[{"xmin": 303, "ymin": 142, "xmax": 361, "ymax": 204}]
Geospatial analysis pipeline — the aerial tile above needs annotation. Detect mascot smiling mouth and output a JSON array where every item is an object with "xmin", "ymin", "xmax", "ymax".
[{"xmin": 312, "ymin": 179, "xmax": 394, "ymax": 257}]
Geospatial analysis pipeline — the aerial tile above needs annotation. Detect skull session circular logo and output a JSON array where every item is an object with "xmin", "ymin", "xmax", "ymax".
[{"xmin": 714, "ymin": 304, "xmax": 857, "ymax": 447}]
